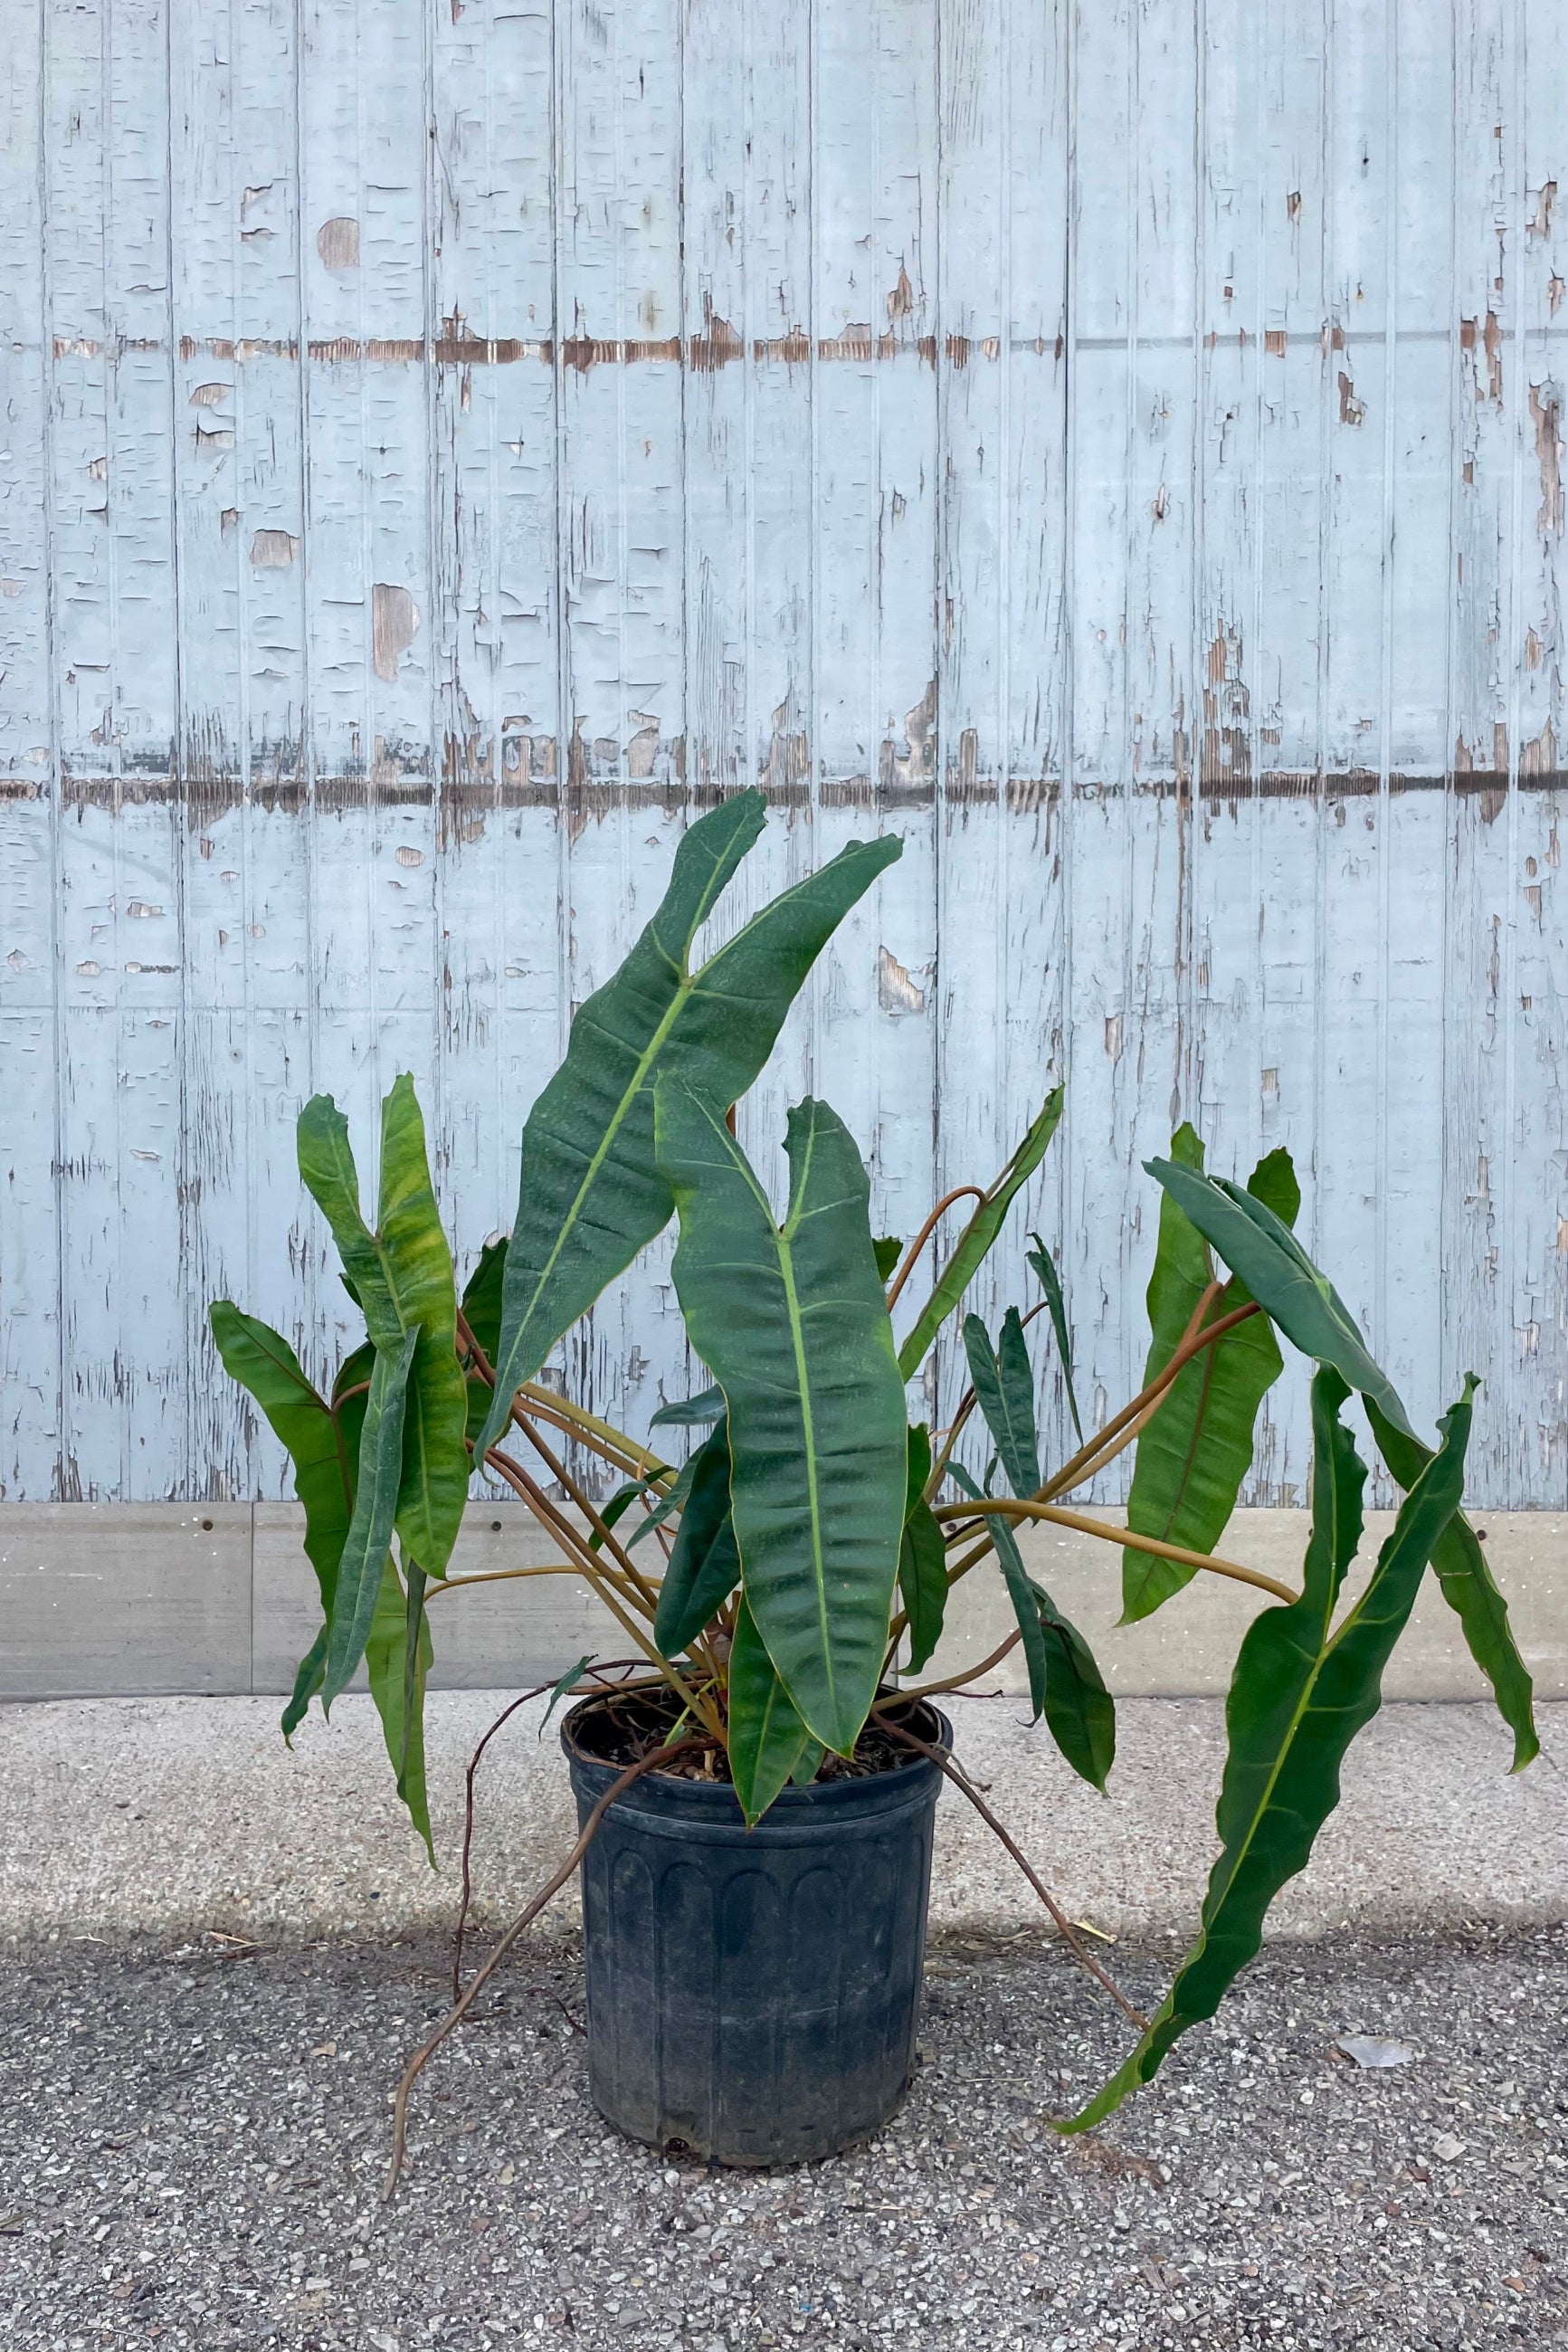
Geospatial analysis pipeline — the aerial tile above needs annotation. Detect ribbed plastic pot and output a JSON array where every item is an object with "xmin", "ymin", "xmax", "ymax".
[{"xmin": 561, "ymin": 1699, "xmax": 950, "ymax": 2166}]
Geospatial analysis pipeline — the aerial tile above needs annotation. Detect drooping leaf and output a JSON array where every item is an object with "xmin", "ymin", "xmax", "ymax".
[
  {"xmin": 209, "ymin": 1305, "xmax": 356, "ymax": 1605},
  {"xmin": 1033, "ymin": 1583, "xmax": 1116, "ymax": 1794},
  {"xmin": 874, "ymin": 1234, "xmax": 903, "ymax": 1283},
  {"xmin": 898, "ymin": 1090, "xmax": 1065, "ymax": 1382},
  {"xmin": 657, "ymin": 1084, "xmax": 908, "ymax": 1757},
  {"xmin": 963, "ymin": 1479, "xmax": 1048, "ymax": 1712},
  {"xmin": 297, "ymin": 1079, "xmax": 470, "ymax": 1576},
  {"xmin": 980, "ymin": 1498, "xmax": 1113, "ymax": 1792},
  {"xmin": 1145, "ymin": 1155, "xmax": 1537, "ymax": 1769},
  {"xmin": 1144, "ymin": 1157, "xmax": 1415, "ymax": 1439},
  {"xmin": 1026, "ymin": 1232, "xmax": 1083, "ymax": 1443},
  {"xmin": 651, "ymin": 1421, "xmax": 741, "ymax": 1657},
  {"xmin": 280, "ymin": 1624, "xmax": 328, "ymax": 1744},
  {"xmin": 898, "ymin": 1425, "xmax": 949, "ymax": 1676},
  {"xmin": 540, "ymin": 1653, "xmax": 594, "ymax": 1738},
  {"xmin": 963, "ymin": 1307, "xmax": 1041, "ymax": 1500},
  {"xmin": 649, "ymin": 1383, "xmax": 727, "ymax": 1430},
  {"xmin": 1121, "ymin": 1132, "xmax": 1289, "ymax": 1624},
  {"xmin": 1364, "ymin": 1400, "xmax": 1538, "ymax": 1773},
  {"xmin": 1062, "ymin": 1368, "xmax": 1476, "ymax": 2133},
  {"xmin": 208, "ymin": 1305, "xmax": 366, "ymax": 1739},
  {"xmin": 322, "ymin": 1327, "xmax": 419, "ymax": 1709},
  {"xmin": 587, "ymin": 1481, "xmax": 650, "ymax": 1554},
  {"xmin": 790, "ymin": 1740, "xmax": 825, "ymax": 1787},
  {"xmin": 727, "ymin": 1595, "xmax": 813, "ymax": 1826},
  {"xmin": 479, "ymin": 795, "xmax": 901, "ymax": 1450},
  {"xmin": 364, "ymin": 1556, "xmax": 434, "ymax": 1857}
]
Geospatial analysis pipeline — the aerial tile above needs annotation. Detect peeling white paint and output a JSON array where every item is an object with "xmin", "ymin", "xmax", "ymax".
[{"xmin": 0, "ymin": 0, "xmax": 1563, "ymax": 1511}]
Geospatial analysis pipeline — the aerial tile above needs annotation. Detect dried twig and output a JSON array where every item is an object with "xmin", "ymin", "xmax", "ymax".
[
  {"xmin": 880, "ymin": 1723, "xmax": 1147, "ymax": 2032},
  {"xmin": 452, "ymin": 1681, "xmax": 564, "ymax": 2004},
  {"xmin": 385, "ymin": 1733, "xmax": 699, "ymax": 2200}
]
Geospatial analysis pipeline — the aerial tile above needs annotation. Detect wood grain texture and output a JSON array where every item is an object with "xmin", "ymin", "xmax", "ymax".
[{"xmin": 0, "ymin": 0, "xmax": 1563, "ymax": 1511}]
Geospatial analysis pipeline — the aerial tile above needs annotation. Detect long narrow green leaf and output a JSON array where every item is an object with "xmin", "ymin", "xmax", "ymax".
[
  {"xmin": 297, "ymin": 1080, "xmax": 470, "ymax": 1576},
  {"xmin": 280, "ymin": 1624, "xmax": 328, "ymax": 1744},
  {"xmin": 480, "ymin": 795, "xmax": 901, "ymax": 1450},
  {"xmin": 1062, "ymin": 1368, "xmax": 1476, "ymax": 2134},
  {"xmin": 1364, "ymin": 1400, "xmax": 1538, "ymax": 1773},
  {"xmin": 649, "ymin": 1384, "xmax": 726, "ymax": 1429},
  {"xmin": 1144, "ymin": 1159, "xmax": 1415, "ymax": 1438},
  {"xmin": 651, "ymin": 1423, "xmax": 741, "ymax": 1657},
  {"xmin": 365, "ymin": 1556, "xmax": 434, "ymax": 1857},
  {"xmin": 1145, "ymin": 1155, "xmax": 1537, "ymax": 1769},
  {"xmin": 209, "ymin": 1304, "xmax": 355, "ymax": 1604},
  {"xmin": 983, "ymin": 1503, "xmax": 1113, "ymax": 1792},
  {"xmin": 658, "ymin": 1084, "xmax": 908, "ymax": 1757},
  {"xmin": 1121, "ymin": 1133, "xmax": 1292, "ymax": 1624},
  {"xmin": 897, "ymin": 1090, "xmax": 1064, "ymax": 1382},
  {"xmin": 963, "ymin": 1309, "xmax": 1041, "ymax": 1500},
  {"xmin": 898, "ymin": 1425, "xmax": 948, "ymax": 1676},
  {"xmin": 323, "ymin": 1328, "xmax": 418, "ymax": 1709},
  {"xmin": 1026, "ymin": 1232, "xmax": 1083, "ymax": 1443},
  {"xmin": 727, "ymin": 1595, "xmax": 813, "ymax": 1826},
  {"xmin": 461, "ymin": 1237, "xmax": 508, "ymax": 1362},
  {"xmin": 1036, "ymin": 1584, "xmax": 1116, "ymax": 1794}
]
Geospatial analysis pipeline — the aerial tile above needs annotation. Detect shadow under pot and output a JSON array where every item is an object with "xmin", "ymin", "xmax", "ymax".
[{"xmin": 561, "ymin": 1692, "xmax": 952, "ymax": 2166}]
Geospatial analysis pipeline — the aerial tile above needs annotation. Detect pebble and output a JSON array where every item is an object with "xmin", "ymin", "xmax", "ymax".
[{"xmin": 1, "ymin": 1924, "xmax": 1563, "ymax": 2350}]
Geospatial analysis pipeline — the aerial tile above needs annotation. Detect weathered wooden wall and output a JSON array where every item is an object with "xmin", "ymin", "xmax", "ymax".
[{"xmin": 1, "ymin": 0, "xmax": 1564, "ymax": 1509}]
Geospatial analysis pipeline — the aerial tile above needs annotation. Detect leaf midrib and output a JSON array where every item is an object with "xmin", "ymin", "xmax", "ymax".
[{"xmin": 503, "ymin": 842, "xmax": 762, "ymax": 1361}]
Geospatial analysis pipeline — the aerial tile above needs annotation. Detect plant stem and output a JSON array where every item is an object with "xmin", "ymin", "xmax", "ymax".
[
  {"xmin": 482, "ymin": 1452, "xmax": 724, "ymax": 1738},
  {"xmin": 932, "ymin": 1497, "xmax": 1296, "ymax": 1605},
  {"xmin": 879, "ymin": 1723, "xmax": 1147, "ymax": 2031},
  {"xmin": 385, "ymin": 1732, "xmax": 701, "ymax": 2199},
  {"xmin": 889, "ymin": 1628, "xmax": 1022, "ymax": 1699},
  {"xmin": 423, "ymin": 1562, "xmax": 587, "ymax": 1604},
  {"xmin": 452, "ymin": 1681, "xmax": 561, "ymax": 2003},
  {"xmin": 1038, "ymin": 1296, "xmax": 1254, "ymax": 1504},
  {"xmin": 885, "ymin": 1186, "xmax": 988, "ymax": 1309},
  {"xmin": 513, "ymin": 1414, "xmax": 664, "ymax": 1618},
  {"xmin": 456, "ymin": 1309, "xmax": 670, "ymax": 1482}
]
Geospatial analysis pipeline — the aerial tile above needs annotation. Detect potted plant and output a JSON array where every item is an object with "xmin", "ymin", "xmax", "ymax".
[{"xmin": 211, "ymin": 789, "xmax": 1537, "ymax": 2186}]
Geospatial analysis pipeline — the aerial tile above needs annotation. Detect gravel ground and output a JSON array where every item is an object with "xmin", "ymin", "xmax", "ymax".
[{"xmin": 2, "ymin": 1925, "xmax": 1563, "ymax": 2352}]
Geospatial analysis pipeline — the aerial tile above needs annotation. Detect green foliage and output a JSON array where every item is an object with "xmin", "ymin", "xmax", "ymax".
[
  {"xmin": 1364, "ymin": 1401, "xmax": 1538, "ymax": 1773},
  {"xmin": 950, "ymin": 1462, "xmax": 1113, "ymax": 1795},
  {"xmin": 1145, "ymin": 1157, "xmax": 1412, "ymax": 1437},
  {"xmin": 898, "ymin": 1089, "xmax": 1065, "ymax": 1380},
  {"xmin": 1063, "ymin": 1369, "xmax": 1476, "ymax": 2132},
  {"xmin": 365, "ymin": 1557, "xmax": 434, "ymax": 1860},
  {"xmin": 1120, "ymin": 1130, "xmax": 1292, "ymax": 1624},
  {"xmin": 962, "ymin": 1308, "xmax": 1042, "ymax": 1500},
  {"xmin": 650, "ymin": 1384, "xmax": 725, "ymax": 1429},
  {"xmin": 207, "ymin": 1305, "xmax": 355, "ymax": 1611},
  {"xmin": 651, "ymin": 1422, "xmax": 741, "ymax": 1657},
  {"xmin": 207, "ymin": 791, "xmax": 1526, "ymax": 2131},
  {"xmin": 1146, "ymin": 1156, "xmax": 1537, "ymax": 1768},
  {"xmin": 1026, "ymin": 1232, "xmax": 1083, "ymax": 1443},
  {"xmin": 727, "ymin": 1595, "xmax": 814, "ymax": 1826},
  {"xmin": 874, "ymin": 1235, "xmax": 903, "ymax": 1281},
  {"xmin": 298, "ymin": 1079, "xmax": 470, "ymax": 1577},
  {"xmin": 898, "ymin": 1425, "xmax": 948, "ymax": 1675},
  {"xmin": 479, "ymin": 792, "xmax": 899, "ymax": 1450},
  {"xmin": 324, "ymin": 1327, "xmax": 417, "ymax": 1709},
  {"xmin": 658, "ymin": 1084, "xmax": 908, "ymax": 1758}
]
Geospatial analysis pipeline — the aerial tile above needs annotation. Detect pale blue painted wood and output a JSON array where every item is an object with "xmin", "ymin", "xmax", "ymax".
[{"xmin": 0, "ymin": 0, "xmax": 1564, "ymax": 1509}]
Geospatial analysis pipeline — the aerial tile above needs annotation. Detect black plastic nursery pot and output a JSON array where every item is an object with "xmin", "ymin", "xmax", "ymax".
[{"xmin": 562, "ymin": 1696, "xmax": 951, "ymax": 2166}]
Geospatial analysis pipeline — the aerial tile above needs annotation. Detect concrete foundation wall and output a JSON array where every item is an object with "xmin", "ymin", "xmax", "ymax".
[{"xmin": 3, "ymin": 1504, "xmax": 1562, "ymax": 1707}]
